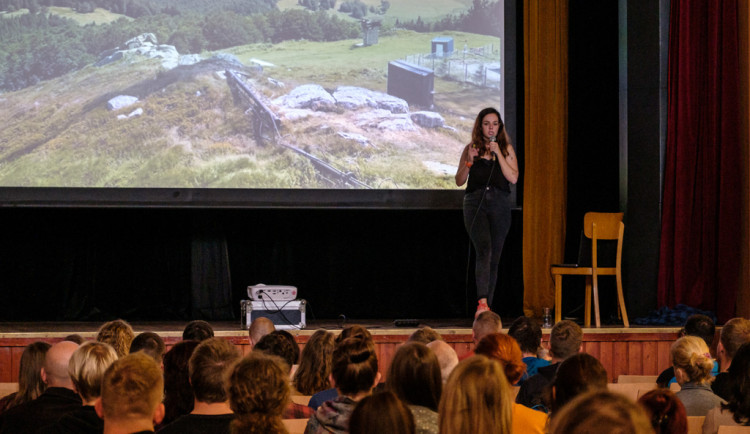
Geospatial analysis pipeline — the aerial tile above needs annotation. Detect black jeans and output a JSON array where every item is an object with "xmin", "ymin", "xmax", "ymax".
[{"xmin": 463, "ymin": 186, "xmax": 512, "ymax": 307}]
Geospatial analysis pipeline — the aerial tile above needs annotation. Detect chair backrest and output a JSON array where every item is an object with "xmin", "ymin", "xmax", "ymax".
[
  {"xmin": 584, "ymin": 212, "xmax": 624, "ymax": 240},
  {"xmin": 0, "ymin": 382, "xmax": 18, "ymax": 398},
  {"xmin": 608, "ymin": 383, "xmax": 652, "ymax": 402},
  {"xmin": 687, "ymin": 416, "xmax": 706, "ymax": 434},
  {"xmin": 290, "ymin": 395, "xmax": 312, "ymax": 406},
  {"xmin": 617, "ymin": 375, "xmax": 659, "ymax": 384},
  {"xmin": 283, "ymin": 418, "xmax": 310, "ymax": 434}
]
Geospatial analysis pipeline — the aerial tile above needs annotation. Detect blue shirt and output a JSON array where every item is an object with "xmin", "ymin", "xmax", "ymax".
[{"xmin": 519, "ymin": 356, "xmax": 551, "ymax": 385}]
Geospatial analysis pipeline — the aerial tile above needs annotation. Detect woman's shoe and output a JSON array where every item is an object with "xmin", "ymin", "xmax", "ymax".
[{"xmin": 475, "ymin": 299, "xmax": 490, "ymax": 318}]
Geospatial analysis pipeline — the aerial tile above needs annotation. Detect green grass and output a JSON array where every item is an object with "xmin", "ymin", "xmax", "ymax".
[
  {"xmin": 0, "ymin": 7, "xmax": 130, "ymax": 24},
  {"xmin": 275, "ymin": 0, "xmax": 473, "ymax": 24}
]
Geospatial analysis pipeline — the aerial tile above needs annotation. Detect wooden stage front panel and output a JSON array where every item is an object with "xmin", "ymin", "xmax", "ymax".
[{"xmin": 0, "ymin": 323, "xmax": 680, "ymax": 384}]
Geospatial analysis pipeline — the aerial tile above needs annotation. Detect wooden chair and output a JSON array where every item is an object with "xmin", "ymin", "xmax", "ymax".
[
  {"xmin": 608, "ymin": 383, "xmax": 653, "ymax": 402},
  {"xmin": 290, "ymin": 395, "xmax": 312, "ymax": 406},
  {"xmin": 617, "ymin": 375, "xmax": 659, "ymax": 384},
  {"xmin": 283, "ymin": 418, "xmax": 309, "ymax": 434},
  {"xmin": 687, "ymin": 416, "xmax": 706, "ymax": 434},
  {"xmin": 718, "ymin": 426, "xmax": 750, "ymax": 434},
  {"xmin": 0, "ymin": 382, "xmax": 18, "ymax": 398},
  {"xmin": 550, "ymin": 212, "xmax": 629, "ymax": 327}
]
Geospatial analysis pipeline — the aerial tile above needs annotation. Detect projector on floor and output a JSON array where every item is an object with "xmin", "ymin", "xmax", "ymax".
[{"xmin": 247, "ymin": 283, "xmax": 297, "ymax": 301}]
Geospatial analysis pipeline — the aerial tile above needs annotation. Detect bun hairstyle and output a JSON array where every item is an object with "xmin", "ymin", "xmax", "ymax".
[
  {"xmin": 331, "ymin": 336, "xmax": 379, "ymax": 396},
  {"xmin": 474, "ymin": 333, "xmax": 526, "ymax": 385},
  {"xmin": 637, "ymin": 389, "xmax": 688, "ymax": 434},
  {"xmin": 671, "ymin": 335, "xmax": 715, "ymax": 384}
]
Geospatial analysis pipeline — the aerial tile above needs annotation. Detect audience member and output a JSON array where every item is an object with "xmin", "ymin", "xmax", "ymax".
[
  {"xmin": 63, "ymin": 335, "xmax": 85, "ymax": 345},
  {"xmin": 657, "ymin": 314, "xmax": 718, "ymax": 388},
  {"xmin": 308, "ymin": 325, "xmax": 376, "ymax": 410},
  {"xmin": 349, "ymin": 391, "xmax": 416, "ymax": 434},
  {"xmin": 386, "ymin": 342, "xmax": 441, "ymax": 434},
  {"xmin": 162, "ymin": 340, "xmax": 200, "ymax": 427},
  {"xmin": 425, "ymin": 340, "xmax": 458, "ymax": 385},
  {"xmin": 549, "ymin": 390, "xmax": 653, "ymax": 434},
  {"xmin": 305, "ymin": 335, "xmax": 380, "ymax": 433},
  {"xmin": 95, "ymin": 352, "xmax": 164, "ymax": 434},
  {"xmin": 474, "ymin": 333, "xmax": 547, "ymax": 433},
  {"xmin": 438, "ymin": 355, "xmax": 512, "ymax": 434},
  {"xmin": 0, "ymin": 341, "xmax": 50, "ymax": 414},
  {"xmin": 712, "ymin": 317, "xmax": 750, "ymax": 400},
  {"xmin": 227, "ymin": 352, "xmax": 290, "ymax": 434},
  {"xmin": 254, "ymin": 332, "xmax": 312, "ymax": 419},
  {"xmin": 182, "ymin": 320, "xmax": 215, "ymax": 342},
  {"xmin": 548, "ymin": 353, "xmax": 608, "ymax": 416},
  {"xmin": 43, "ymin": 341, "xmax": 118, "ymax": 434},
  {"xmin": 671, "ymin": 335, "xmax": 724, "ymax": 416},
  {"xmin": 293, "ymin": 330, "xmax": 336, "ymax": 396},
  {"xmin": 159, "ymin": 338, "xmax": 241, "ymax": 434},
  {"xmin": 407, "ymin": 327, "xmax": 443, "ymax": 345},
  {"xmin": 129, "ymin": 332, "xmax": 166, "ymax": 366},
  {"xmin": 96, "ymin": 319, "xmax": 135, "ymax": 359},
  {"xmin": 0, "ymin": 341, "xmax": 81, "ymax": 433},
  {"xmin": 516, "ymin": 319, "xmax": 583, "ymax": 411},
  {"xmin": 637, "ymin": 388, "xmax": 688, "ymax": 434},
  {"xmin": 248, "ymin": 317, "xmax": 275, "ymax": 348},
  {"xmin": 508, "ymin": 316, "xmax": 550, "ymax": 384},
  {"xmin": 702, "ymin": 342, "xmax": 750, "ymax": 433}
]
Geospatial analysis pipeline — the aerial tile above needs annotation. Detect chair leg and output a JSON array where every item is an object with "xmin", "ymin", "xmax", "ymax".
[
  {"xmin": 592, "ymin": 272, "xmax": 601, "ymax": 327},
  {"xmin": 616, "ymin": 272, "xmax": 629, "ymax": 327},
  {"xmin": 554, "ymin": 274, "xmax": 562, "ymax": 325},
  {"xmin": 584, "ymin": 276, "xmax": 592, "ymax": 327}
]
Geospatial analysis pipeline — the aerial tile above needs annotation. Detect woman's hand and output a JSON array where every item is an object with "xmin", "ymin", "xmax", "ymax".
[
  {"xmin": 467, "ymin": 145, "xmax": 479, "ymax": 161},
  {"xmin": 488, "ymin": 139, "xmax": 501, "ymax": 157}
]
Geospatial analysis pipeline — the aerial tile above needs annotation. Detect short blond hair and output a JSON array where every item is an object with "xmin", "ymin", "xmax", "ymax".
[
  {"xmin": 439, "ymin": 355, "xmax": 512, "ymax": 434},
  {"xmin": 671, "ymin": 336, "xmax": 714, "ymax": 384},
  {"xmin": 720, "ymin": 318, "xmax": 750, "ymax": 360},
  {"xmin": 68, "ymin": 342, "xmax": 118, "ymax": 402},
  {"xmin": 101, "ymin": 352, "xmax": 164, "ymax": 420}
]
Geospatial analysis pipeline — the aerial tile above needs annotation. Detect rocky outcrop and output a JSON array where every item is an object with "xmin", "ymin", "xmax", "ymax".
[
  {"xmin": 273, "ymin": 84, "xmax": 337, "ymax": 111},
  {"xmin": 107, "ymin": 95, "xmax": 138, "ymax": 111},
  {"xmin": 410, "ymin": 111, "xmax": 445, "ymax": 128},
  {"xmin": 95, "ymin": 33, "xmax": 180, "ymax": 70}
]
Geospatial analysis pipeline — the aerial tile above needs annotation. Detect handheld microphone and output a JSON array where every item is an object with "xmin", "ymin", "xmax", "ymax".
[{"xmin": 490, "ymin": 135, "xmax": 496, "ymax": 142}]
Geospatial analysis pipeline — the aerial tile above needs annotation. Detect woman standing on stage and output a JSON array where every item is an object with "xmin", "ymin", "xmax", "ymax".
[{"xmin": 455, "ymin": 107, "xmax": 519, "ymax": 317}]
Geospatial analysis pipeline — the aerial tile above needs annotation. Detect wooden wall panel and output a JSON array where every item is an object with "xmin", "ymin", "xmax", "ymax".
[{"xmin": 0, "ymin": 347, "xmax": 11, "ymax": 382}]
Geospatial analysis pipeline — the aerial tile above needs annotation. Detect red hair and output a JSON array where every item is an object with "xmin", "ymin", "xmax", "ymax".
[{"xmin": 474, "ymin": 333, "xmax": 526, "ymax": 384}]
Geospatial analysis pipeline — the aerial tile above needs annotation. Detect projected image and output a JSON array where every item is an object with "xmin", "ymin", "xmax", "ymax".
[{"xmin": 0, "ymin": 0, "xmax": 503, "ymax": 189}]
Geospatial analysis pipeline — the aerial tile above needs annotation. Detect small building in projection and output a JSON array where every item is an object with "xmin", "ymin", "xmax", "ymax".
[
  {"xmin": 431, "ymin": 36, "xmax": 454, "ymax": 57},
  {"xmin": 361, "ymin": 19, "xmax": 382, "ymax": 46},
  {"xmin": 387, "ymin": 60, "xmax": 434, "ymax": 108}
]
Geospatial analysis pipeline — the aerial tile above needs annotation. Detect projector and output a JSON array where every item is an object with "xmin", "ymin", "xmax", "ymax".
[{"xmin": 247, "ymin": 284, "xmax": 298, "ymax": 301}]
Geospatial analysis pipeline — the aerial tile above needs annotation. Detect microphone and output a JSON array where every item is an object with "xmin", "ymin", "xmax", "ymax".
[
  {"xmin": 490, "ymin": 135, "xmax": 496, "ymax": 142},
  {"xmin": 489, "ymin": 136, "xmax": 497, "ymax": 160}
]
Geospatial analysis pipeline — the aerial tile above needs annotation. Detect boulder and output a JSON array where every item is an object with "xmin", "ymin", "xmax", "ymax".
[
  {"xmin": 125, "ymin": 33, "xmax": 158, "ymax": 49},
  {"xmin": 107, "ymin": 95, "xmax": 139, "ymax": 111},
  {"xmin": 333, "ymin": 86, "xmax": 409, "ymax": 114},
  {"xmin": 410, "ymin": 111, "xmax": 445, "ymax": 128},
  {"xmin": 274, "ymin": 84, "xmax": 336, "ymax": 112},
  {"xmin": 211, "ymin": 53, "xmax": 244, "ymax": 68},
  {"xmin": 179, "ymin": 54, "xmax": 202, "ymax": 66}
]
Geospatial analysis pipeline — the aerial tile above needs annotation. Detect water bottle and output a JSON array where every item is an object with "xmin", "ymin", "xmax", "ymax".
[{"xmin": 542, "ymin": 307, "xmax": 553, "ymax": 328}]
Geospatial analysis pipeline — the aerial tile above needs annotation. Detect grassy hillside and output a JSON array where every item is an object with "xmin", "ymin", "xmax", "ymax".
[
  {"xmin": 0, "ymin": 31, "xmax": 499, "ymax": 189},
  {"xmin": 275, "ymin": 0, "xmax": 472, "ymax": 25}
]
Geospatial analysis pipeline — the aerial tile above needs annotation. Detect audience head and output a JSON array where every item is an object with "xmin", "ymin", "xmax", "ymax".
[
  {"xmin": 227, "ymin": 352, "xmax": 289, "ymax": 434},
  {"xmin": 129, "ymin": 332, "xmax": 166, "ymax": 365},
  {"xmin": 337, "ymin": 324, "xmax": 374, "ymax": 344},
  {"xmin": 681, "ymin": 314, "xmax": 716, "ymax": 347},
  {"xmin": 96, "ymin": 353, "xmax": 164, "ymax": 430},
  {"xmin": 10, "ymin": 341, "xmax": 51, "ymax": 408},
  {"xmin": 472, "ymin": 311, "xmax": 503, "ymax": 346},
  {"xmin": 637, "ymin": 388, "xmax": 688, "ymax": 434},
  {"xmin": 718, "ymin": 317, "xmax": 750, "ymax": 366},
  {"xmin": 63, "ymin": 334, "xmax": 85, "ymax": 345},
  {"xmin": 331, "ymin": 335, "xmax": 380, "ymax": 397},
  {"xmin": 671, "ymin": 335, "xmax": 714, "ymax": 385},
  {"xmin": 162, "ymin": 339, "xmax": 200, "ymax": 425},
  {"xmin": 350, "ymin": 391, "xmax": 416, "ymax": 434},
  {"xmin": 254, "ymin": 330, "xmax": 299, "ymax": 371},
  {"xmin": 474, "ymin": 332, "xmax": 526, "ymax": 384},
  {"xmin": 189, "ymin": 338, "xmax": 241, "ymax": 404},
  {"xmin": 439, "ymin": 356, "xmax": 512, "ymax": 434},
  {"xmin": 426, "ymin": 340, "xmax": 459, "ymax": 384},
  {"xmin": 407, "ymin": 327, "xmax": 443, "ymax": 345},
  {"xmin": 508, "ymin": 316, "xmax": 544, "ymax": 355},
  {"xmin": 42, "ymin": 340, "xmax": 79, "ymax": 389},
  {"xmin": 722, "ymin": 342, "xmax": 750, "ymax": 424},
  {"xmin": 549, "ymin": 353, "xmax": 608, "ymax": 414},
  {"xmin": 549, "ymin": 390, "xmax": 653, "ymax": 434},
  {"xmin": 293, "ymin": 329, "xmax": 336, "ymax": 395},
  {"xmin": 248, "ymin": 317, "xmax": 275, "ymax": 347},
  {"xmin": 549, "ymin": 320, "xmax": 583, "ymax": 361},
  {"xmin": 68, "ymin": 341, "xmax": 118, "ymax": 405},
  {"xmin": 96, "ymin": 319, "xmax": 135, "ymax": 358},
  {"xmin": 386, "ymin": 341, "xmax": 442, "ymax": 411},
  {"xmin": 182, "ymin": 320, "xmax": 215, "ymax": 342}
]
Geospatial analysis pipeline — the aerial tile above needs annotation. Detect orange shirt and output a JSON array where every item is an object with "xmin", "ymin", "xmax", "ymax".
[{"xmin": 512, "ymin": 402, "xmax": 547, "ymax": 434}]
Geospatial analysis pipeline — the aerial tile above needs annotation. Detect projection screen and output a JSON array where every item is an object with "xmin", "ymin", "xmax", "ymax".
[{"xmin": 0, "ymin": 0, "xmax": 510, "ymax": 208}]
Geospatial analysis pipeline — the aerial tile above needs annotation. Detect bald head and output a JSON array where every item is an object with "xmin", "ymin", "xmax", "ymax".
[
  {"xmin": 248, "ymin": 317, "xmax": 275, "ymax": 347},
  {"xmin": 426, "ymin": 340, "xmax": 458, "ymax": 384},
  {"xmin": 43, "ymin": 341, "xmax": 79, "ymax": 389}
]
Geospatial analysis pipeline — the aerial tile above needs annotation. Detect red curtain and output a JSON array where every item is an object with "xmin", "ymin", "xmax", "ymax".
[{"xmin": 658, "ymin": 0, "xmax": 742, "ymax": 323}]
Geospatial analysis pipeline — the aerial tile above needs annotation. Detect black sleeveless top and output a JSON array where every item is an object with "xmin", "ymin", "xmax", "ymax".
[{"xmin": 465, "ymin": 155, "xmax": 510, "ymax": 194}]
